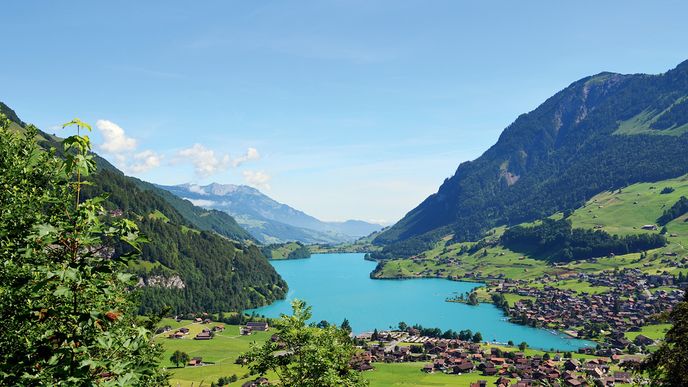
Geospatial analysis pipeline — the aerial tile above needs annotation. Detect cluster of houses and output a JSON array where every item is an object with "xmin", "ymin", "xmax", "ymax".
[
  {"xmin": 353, "ymin": 333, "xmax": 637, "ymax": 386},
  {"xmin": 240, "ymin": 321, "xmax": 270, "ymax": 335},
  {"xmin": 497, "ymin": 269, "xmax": 684, "ymax": 345},
  {"xmin": 164, "ymin": 319, "xmax": 225, "ymax": 340}
]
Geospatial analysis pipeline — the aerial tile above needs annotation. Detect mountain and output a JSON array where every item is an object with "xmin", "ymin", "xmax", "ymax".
[
  {"xmin": 0, "ymin": 103, "xmax": 287, "ymax": 314},
  {"xmin": 373, "ymin": 60, "xmax": 688, "ymax": 259},
  {"xmin": 159, "ymin": 183, "xmax": 382, "ymax": 244}
]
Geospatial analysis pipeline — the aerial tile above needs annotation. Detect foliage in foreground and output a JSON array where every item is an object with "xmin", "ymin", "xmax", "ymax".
[
  {"xmin": 638, "ymin": 292, "xmax": 688, "ymax": 386},
  {"xmin": 239, "ymin": 299, "xmax": 367, "ymax": 387},
  {"xmin": 0, "ymin": 116, "xmax": 166, "ymax": 385}
]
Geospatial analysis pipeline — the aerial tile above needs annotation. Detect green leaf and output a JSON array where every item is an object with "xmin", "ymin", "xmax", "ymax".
[{"xmin": 62, "ymin": 118, "xmax": 92, "ymax": 131}]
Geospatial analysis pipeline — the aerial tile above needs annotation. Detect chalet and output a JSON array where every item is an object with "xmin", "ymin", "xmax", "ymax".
[
  {"xmin": 633, "ymin": 334, "xmax": 654, "ymax": 346},
  {"xmin": 614, "ymin": 371, "xmax": 632, "ymax": 383},
  {"xmin": 179, "ymin": 327, "xmax": 190, "ymax": 334},
  {"xmin": 212, "ymin": 324, "xmax": 225, "ymax": 332},
  {"xmin": 422, "ymin": 364, "xmax": 434, "ymax": 373},
  {"xmin": 187, "ymin": 357, "xmax": 203, "ymax": 366},
  {"xmin": 167, "ymin": 331, "xmax": 184, "ymax": 339},
  {"xmin": 641, "ymin": 224, "xmax": 658, "ymax": 230},
  {"xmin": 194, "ymin": 329, "xmax": 213, "ymax": 340},
  {"xmin": 240, "ymin": 326, "xmax": 252, "ymax": 335},
  {"xmin": 246, "ymin": 322, "xmax": 269, "ymax": 331},
  {"xmin": 241, "ymin": 377, "xmax": 269, "ymax": 387},
  {"xmin": 564, "ymin": 359, "xmax": 580, "ymax": 371}
]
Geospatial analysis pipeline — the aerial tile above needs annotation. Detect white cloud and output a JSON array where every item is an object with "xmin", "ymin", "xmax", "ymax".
[
  {"xmin": 242, "ymin": 170, "xmax": 271, "ymax": 190},
  {"xmin": 96, "ymin": 119, "xmax": 137, "ymax": 153},
  {"xmin": 95, "ymin": 119, "xmax": 161, "ymax": 174},
  {"xmin": 183, "ymin": 198, "xmax": 216, "ymax": 207},
  {"xmin": 231, "ymin": 147, "xmax": 260, "ymax": 167},
  {"xmin": 129, "ymin": 150, "xmax": 162, "ymax": 173},
  {"xmin": 188, "ymin": 184, "xmax": 207, "ymax": 195},
  {"xmin": 177, "ymin": 143, "xmax": 230, "ymax": 176},
  {"xmin": 177, "ymin": 144, "xmax": 262, "ymax": 177}
]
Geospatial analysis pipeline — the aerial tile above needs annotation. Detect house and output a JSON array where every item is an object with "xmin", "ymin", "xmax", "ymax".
[
  {"xmin": 246, "ymin": 322, "xmax": 269, "ymax": 331},
  {"xmin": 641, "ymin": 224, "xmax": 658, "ymax": 230},
  {"xmin": 167, "ymin": 331, "xmax": 184, "ymax": 339},
  {"xmin": 212, "ymin": 324, "xmax": 225, "ymax": 332},
  {"xmin": 179, "ymin": 327, "xmax": 190, "ymax": 334},
  {"xmin": 241, "ymin": 377, "xmax": 269, "ymax": 387},
  {"xmin": 194, "ymin": 329, "xmax": 213, "ymax": 340},
  {"xmin": 422, "ymin": 364, "xmax": 434, "ymax": 373},
  {"xmin": 188, "ymin": 357, "xmax": 203, "ymax": 366},
  {"xmin": 614, "ymin": 371, "xmax": 632, "ymax": 384},
  {"xmin": 633, "ymin": 334, "xmax": 654, "ymax": 346},
  {"xmin": 240, "ymin": 326, "xmax": 252, "ymax": 335},
  {"xmin": 563, "ymin": 359, "xmax": 580, "ymax": 371}
]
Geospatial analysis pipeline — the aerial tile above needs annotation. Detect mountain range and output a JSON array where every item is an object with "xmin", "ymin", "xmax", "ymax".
[
  {"xmin": 158, "ymin": 183, "xmax": 382, "ymax": 244},
  {"xmin": 0, "ymin": 101, "xmax": 286, "ymax": 314},
  {"xmin": 373, "ymin": 59, "xmax": 688, "ymax": 259}
]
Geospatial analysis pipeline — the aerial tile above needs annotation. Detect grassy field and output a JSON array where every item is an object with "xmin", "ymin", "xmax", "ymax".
[
  {"xmin": 530, "ymin": 279, "xmax": 610, "ymax": 295},
  {"xmin": 155, "ymin": 319, "xmax": 274, "ymax": 386},
  {"xmin": 624, "ymin": 324, "xmax": 672, "ymax": 341},
  {"xmin": 363, "ymin": 362, "xmax": 498, "ymax": 387}
]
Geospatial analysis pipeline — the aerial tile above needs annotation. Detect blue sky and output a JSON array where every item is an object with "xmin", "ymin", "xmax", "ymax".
[{"xmin": 2, "ymin": 1, "xmax": 687, "ymax": 223}]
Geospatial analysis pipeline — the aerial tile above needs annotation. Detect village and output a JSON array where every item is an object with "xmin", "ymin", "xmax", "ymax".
[
  {"xmin": 491, "ymin": 269, "xmax": 684, "ymax": 347},
  {"xmin": 350, "ymin": 329, "xmax": 639, "ymax": 387},
  {"xmin": 156, "ymin": 313, "xmax": 651, "ymax": 387}
]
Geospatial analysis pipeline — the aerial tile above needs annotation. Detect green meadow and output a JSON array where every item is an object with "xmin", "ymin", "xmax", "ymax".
[{"xmin": 155, "ymin": 319, "xmax": 274, "ymax": 386}]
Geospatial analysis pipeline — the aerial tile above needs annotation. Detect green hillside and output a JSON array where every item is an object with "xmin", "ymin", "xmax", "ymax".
[
  {"xmin": 261, "ymin": 241, "xmax": 311, "ymax": 259},
  {"xmin": 1, "ymin": 105, "xmax": 287, "ymax": 315},
  {"xmin": 374, "ymin": 174, "xmax": 688, "ymax": 282},
  {"xmin": 374, "ymin": 60, "xmax": 688, "ymax": 260}
]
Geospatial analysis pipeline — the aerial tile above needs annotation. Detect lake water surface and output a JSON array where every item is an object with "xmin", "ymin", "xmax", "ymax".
[{"xmin": 246, "ymin": 253, "xmax": 593, "ymax": 351}]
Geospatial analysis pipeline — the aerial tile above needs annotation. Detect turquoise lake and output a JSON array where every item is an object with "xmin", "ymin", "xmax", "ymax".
[{"xmin": 246, "ymin": 253, "xmax": 593, "ymax": 351}]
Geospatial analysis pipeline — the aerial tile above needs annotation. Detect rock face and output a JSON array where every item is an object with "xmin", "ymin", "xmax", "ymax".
[
  {"xmin": 374, "ymin": 60, "xmax": 688, "ymax": 258},
  {"xmin": 137, "ymin": 275, "xmax": 186, "ymax": 289}
]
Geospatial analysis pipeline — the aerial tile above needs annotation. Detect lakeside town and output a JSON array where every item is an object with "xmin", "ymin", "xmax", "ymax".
[
  {"xmin": 159, "ymin": 316, "xmax": 649, "ymax": 387},
  {"xmin": 476, "ymin": 269, "xmax": 685, "ymax": 345}
]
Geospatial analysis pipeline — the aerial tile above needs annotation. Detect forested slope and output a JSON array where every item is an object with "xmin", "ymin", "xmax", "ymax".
[
  {"xmin": 374, "ymin": 60, "xmax": 688, "ymax": 259},
  {"xmin": 1, "ymin": 102, "xmax": 287, "ymax": 314}
]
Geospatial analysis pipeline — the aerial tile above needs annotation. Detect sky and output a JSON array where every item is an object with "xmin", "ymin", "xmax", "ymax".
[{"xmin": 2, "ymin": 1, "xmax": 688, "ymax": 224}]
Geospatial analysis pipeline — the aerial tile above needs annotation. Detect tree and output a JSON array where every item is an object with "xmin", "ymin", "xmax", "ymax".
[
  {"xmin": 507, "ymin": 340, "xmax": 514, "ymax": 346},
  {"xmin": 341, "ymin": 318, "xmax": 352, "ymax": 333},
  {"xmin": 170, "ymin": 350, "xmax": 190, "ymax": 368},
  {"xmin": 637, "ymin": 293, "xmax": 688, "ymax": 386},
  {"xmin": 543, "ymin": 353, "xmax": 551, "ymax": 360},
  {"xmin": 398, "ymin": 321, "xmax": 408, "ymax": 332},
  {"xmin": 467, "ymin": 291, "xmax": 479, "ymax": 305},
  {"xmin": 371, "ymin": 328, "xmax": 379, "ymax": 341},
  {"xmin": 317, "ymin": 320, "xmax": 330, "ymax": 329},
  {"xmin": 518, "ymin": 341, "xmax": 529, "ymax": 351},
  {"xmin": 472, "ymin": 332, "xmax": 483, "ymax": 343},
  {"xmin": 0, "ymin": 117, "xmax": 167, "ymax": 385},
  {"xmin": 239, "ymin": 300, "xmax": 367, "ymax": 386}
]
